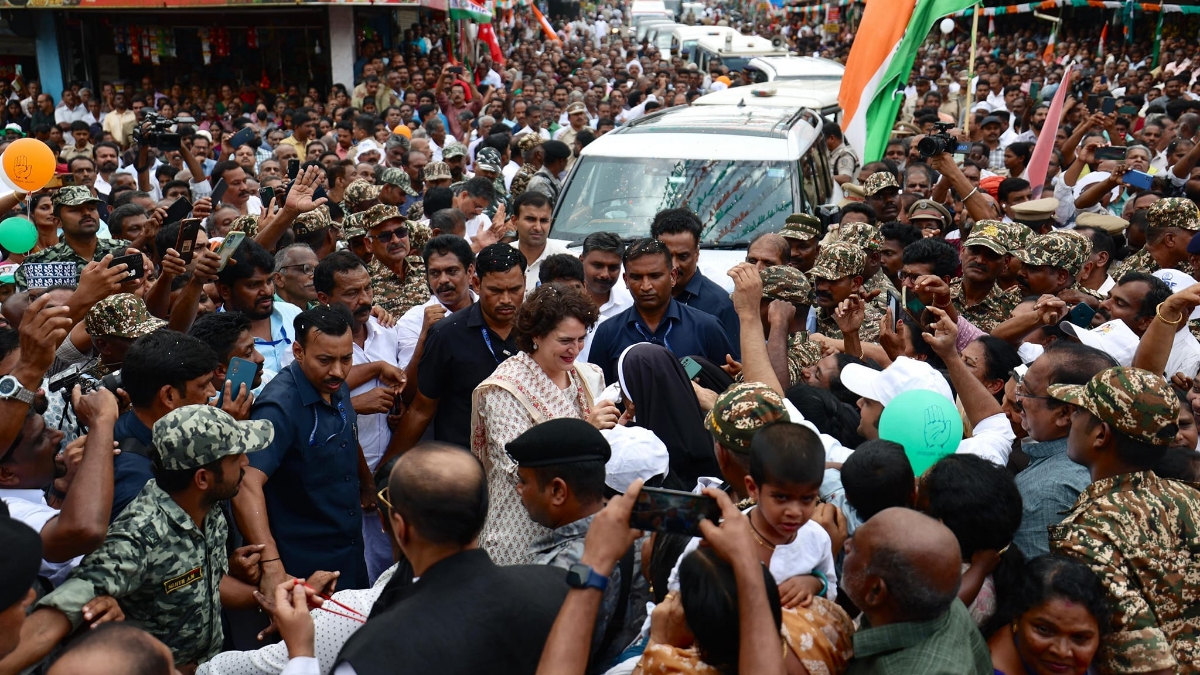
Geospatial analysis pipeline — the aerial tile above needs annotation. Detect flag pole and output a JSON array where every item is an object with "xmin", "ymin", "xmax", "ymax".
[{"xmin": 964, "ymin": 3, "xmax": 980, "ymax": 134}]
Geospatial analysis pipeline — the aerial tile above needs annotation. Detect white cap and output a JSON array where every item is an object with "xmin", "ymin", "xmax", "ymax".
[
  {"xmin": 1073, "ymin": 171, "xmax": 1119, "ymax": 204},
  {"xmin": 1153, "ymin": 269, "xmax": 1200, "ymax": 321},
  {"xmin": 354, "ymin": 139, "xmax": 382, "ymax": 162},
  {"xmin": 840, "ymin": 357, "xmax": 953, "ymax": 407},
  {"xmin": 1058, "ymin": 319, "xmax": 1138, "ymax": 366},
  {"xmin": 600, "ymin": 426, "xmax": 669, "ymax": 493}
]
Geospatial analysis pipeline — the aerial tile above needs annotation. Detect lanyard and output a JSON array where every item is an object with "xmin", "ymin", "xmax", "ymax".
[
  {"xmin": 480, "ymin": 326, "xmax": 511, "ymax": 364},
  {"xmin": 309, "ymin": 397, "xmax": 348, "ymax": 447},
  {"xmin": 634, "ymin": 319, "xmax": 673, "ymax": 353}
]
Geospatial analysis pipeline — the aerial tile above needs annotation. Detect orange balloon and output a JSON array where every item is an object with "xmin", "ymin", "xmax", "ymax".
[{"xmin": 2, "ymin": 138, "xmax": 56, "ymax": 192}]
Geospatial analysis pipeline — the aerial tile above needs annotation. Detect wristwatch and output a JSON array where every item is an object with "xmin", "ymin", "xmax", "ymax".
[
  {"xmin": 565, "ymin": 563, "xmax": 609, "ymax": 591},
  {"xmin": 0, "ymin": 375, "xmax": 34, "ymax": 405}
]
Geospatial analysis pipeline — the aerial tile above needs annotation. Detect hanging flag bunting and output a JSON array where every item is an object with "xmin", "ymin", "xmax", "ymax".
[
  {"xmin": 838, "ymin": 0, "xmax": 977, "ymax": 162},
  {"xmin": 530, "ymin": 3, "xmax": 560, "ymax": 42}
]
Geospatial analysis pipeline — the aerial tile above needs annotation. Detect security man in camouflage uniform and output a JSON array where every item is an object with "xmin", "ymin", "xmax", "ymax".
[
  {"xmin": 228, "ymin": 214, "xmax": 260, "ymax": 237},
  {"xmin": 1015, "ymin": 229, "xmax": 1104, "ymax": 303},
  {"xmin": 341, "ymin": 211, "xmax": 372, "ymax": 265},
  {"xmin": 291, "ymin": 205, "xmax": 338, "ymax": 260},
  {"xmin": 1047, "ymin": 367, "xmax": 1200, "ymax": 674},
  {"xmin": 83, "ymin": 292, "xmax": 167, "ymax": 383},
  {"xmin": 30, "ymin": 405, "xmax": 271, "ymax": 667},
  {"xmin": 443, "ymin": 142, "xmax": 469, "ymax": 183},
  {"xmin": 810, "ymin": 242, "xmax": 885, "ymax": 342},
  {"xmin": 406, "ymin": 162, "xmax": 453, "ymax": 223},
  {"xmin": 452, "ymin": 147, "xmax": 509, "ymax": 221},
  {"xmin": 760, "ymin": 265, "xmax": 822, "ymax": 388},
  {"xmin": 342, "ymin": 179, "xmax": 382, "ymax": 215},
  {"xmin": 509, "ymin": 133, "xmax": 544, "ymax": 202},
  {"xmin": 378, "ymin": 167, "xmax": 420, "ymax": 216},
  {"xmin": 362, "ymin": 203, "xmax": 429, "ymax": 316},
  {"xmin": 863, "ymin": 172, "xmax": 902, "ymax": 222},
  {"xmin": 953, "ymin": 220, "xmax": 1023, "ymax": 332},
  {"xmin": 1110, "ymin": 197, "xmax": 1200, "ymax": 281},
  {"xmin": 509, "ymin": 418, "xmax": 650, "ymax": 666},
  {"xmin": 705, "ymin": 382, "xmax": 791, "ymax": 497},
  {"xmin": 838, "ymin": 221, "xmax": 896, "ymax": 321},
  {"xmin": 779, "ymin": 213, "xmax": 822, "ymax": 274},
  {"xmin": 16, "ymin": 185, "xmax": 131, "ymax": 289}
]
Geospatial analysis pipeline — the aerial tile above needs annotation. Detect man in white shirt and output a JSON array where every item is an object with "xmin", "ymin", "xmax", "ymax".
[
  {"xmin": 53, "ymin": 89, "xmax": 86, "ymax": 126},
  {"xmin": 510, "ymin": 190, "xmax": 571, "ymax": 291},
  {"xmin": 313, "ymin": 250, "xmax": 406, "ymax": 583},
  {"xmin": 578, "ymin": 232, "xmax": 633, "ymax": 362},
  {"xmin": 396, "ymin": 235, "xmax": 478, "ymax": 369}
]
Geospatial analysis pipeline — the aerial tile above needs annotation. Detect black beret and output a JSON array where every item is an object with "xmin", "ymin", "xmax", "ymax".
[
  {"xmin": 505, "ymin": 418, "xmax": 611, "ymax": 468},
  {"xmin": 541, "ymin": 140, "xmax": 572, "ymax": 161},
  {"xmin": 0, "ymin": 515, "xmax": 42, "ymax": 611}
]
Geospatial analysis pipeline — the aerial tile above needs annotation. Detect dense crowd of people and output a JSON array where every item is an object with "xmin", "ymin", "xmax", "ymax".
[{"xmin": 1, "ymin": 3, "xmax": 1200, "ymax": 675}]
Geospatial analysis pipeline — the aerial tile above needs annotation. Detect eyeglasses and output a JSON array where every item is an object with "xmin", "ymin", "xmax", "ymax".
[
  {"xmin": 372, "ymin": 227, "xmax": 409, "ymax": 243},
  {"xmin": 280, "ymin": 263, "xmax": 315, "ymax": 275},
  {"xmin": 377, "ymin": 486, "xmax": 392, "ymax": 511},
  {"xmin": 1011, "ymin": 391, "xmax": 1052, "ymax": 413}
]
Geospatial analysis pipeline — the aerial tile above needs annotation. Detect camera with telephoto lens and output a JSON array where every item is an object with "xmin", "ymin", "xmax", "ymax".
[
  {"xmin": 135, "ymin": 111, "xmax": 196, "ymax": 152},
  {"xmin": 917, "ymin": 122, "xmax": 970, "ymax": 158}
]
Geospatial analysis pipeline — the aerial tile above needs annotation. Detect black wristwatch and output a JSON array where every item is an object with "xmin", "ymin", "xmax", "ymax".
[{"xmin": 565, "ymin": 563, "xmax": 609, "ymax": 591}]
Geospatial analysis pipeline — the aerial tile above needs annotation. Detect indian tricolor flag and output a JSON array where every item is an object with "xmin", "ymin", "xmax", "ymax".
[
  {"xmin": 449, "ymin": 0, "xmax": 493, "ymax": 24},
  {"xmin": 838, "ymin": 0, "xmax": 977, "ymax": 163},
  {"xmin": 531, "ymin": 4, "xmax": 560, "ymax": 42}
]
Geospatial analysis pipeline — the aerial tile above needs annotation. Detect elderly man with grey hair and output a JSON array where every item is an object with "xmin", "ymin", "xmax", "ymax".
[{"xmin": 272, "ymin": 244, "xmax": 318, "ymax": 310}]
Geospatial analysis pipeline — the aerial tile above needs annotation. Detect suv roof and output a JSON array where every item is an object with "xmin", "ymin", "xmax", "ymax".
[
  {"xmin": 695, "ymin": 34, "xmax": 785, "ymax": 55},
  {"xmin": 746, "ymin": 55, "xmax": 845, "ymax": 80},
  {"xmin": 620, "ymin": 104, "xmax": 811, "ymax": 139}
]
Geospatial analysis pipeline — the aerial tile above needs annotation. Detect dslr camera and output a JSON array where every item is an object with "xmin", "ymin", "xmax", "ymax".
[
  {"xmin": 135, "ymin": 111, "xmax": 196, "ymax": 152},
  {"xmin": 917, "ymin": 122, "xmax": 970, "ymax": 158}
]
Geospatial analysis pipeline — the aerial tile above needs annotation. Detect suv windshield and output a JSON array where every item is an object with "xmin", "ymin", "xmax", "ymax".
[{"xmin": 551, "ymin": 156, "xmax": 796, "ymax": 245}]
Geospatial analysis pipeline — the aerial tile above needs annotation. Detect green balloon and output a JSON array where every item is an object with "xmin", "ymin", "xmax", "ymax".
[
  {"xmin": 0, "ymin": 217, "xmax": 36, "ymax": 254},
  {"xmin": 878, "ymin": 389, "xmax": 963, "ymax": 476}
]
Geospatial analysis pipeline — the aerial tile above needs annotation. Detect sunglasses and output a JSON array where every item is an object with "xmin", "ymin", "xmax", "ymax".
[
  {"xmin": 373, "ymin": 227, "xmax": 409, "ymax": 243},
  {"xmin": 377, "ymin": 486, "xmax": 392, "ymax": 511}
]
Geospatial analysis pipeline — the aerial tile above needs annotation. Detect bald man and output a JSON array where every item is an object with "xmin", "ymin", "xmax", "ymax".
[
  {"xmin": 842, "ymin": 508, "xmax": 993, "ymax": 674},
  {"xmin": 745, "ymin": 232, "xmax": 790, "ymax": 271},
  {"xmin": 47, "ymin": 623, "xmax": 174, "ymax": 675}
]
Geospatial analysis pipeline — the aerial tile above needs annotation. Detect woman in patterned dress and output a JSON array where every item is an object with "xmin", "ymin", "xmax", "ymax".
[{"xmin": 470, "ymin": 283, "xmax": 621, "ymax": 565}]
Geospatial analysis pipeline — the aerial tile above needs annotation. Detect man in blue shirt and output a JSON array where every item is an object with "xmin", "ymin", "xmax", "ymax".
[
  {"xmin": 233, "ymin": 306, "xmax": 373, "ymax": 592},
  {"xmin": 589, "ymin": 238, "xmax": 736, "ymax": 384},
  {"xmin": 651, "ymin": 208, "xmax": 741, "ymax": 349},
  {"xmin": 215, "ymin": 239, "xmax": 304, "ymax": 375},
  {"xmin": 110, "ymin": 330, "xmax": 222, "ymax": 521}
]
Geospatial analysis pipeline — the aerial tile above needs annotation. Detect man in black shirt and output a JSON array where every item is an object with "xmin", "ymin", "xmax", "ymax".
[{"xmin": 384, "ymin": 244, "xmax": 527, "ymax": 457}]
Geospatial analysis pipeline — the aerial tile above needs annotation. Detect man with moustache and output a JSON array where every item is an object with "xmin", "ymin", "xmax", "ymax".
[
  {"xmin": 362, "ymin": 204, "xmax": 430, "ymax": 317},
  {"xmin": 314, "ymin": 251, "xmax": 408, "ymax": 583},
  {"xmin": 863, "ymin": 172, "xmax": 902, "ymax": 223},
  {"xmin": 951, "ymin": 221, "xmax": 1023, "ymax": 333},
  {"xmin": 578, "ymin": 232, "xmax": 632, "ymax": 362},
  {"xmin": 216, "ymin": 239, "xmax": 304, "ymax": 375},
  {"xmin": 396, "ymin": 234, "xmax": 478, "ymax": 370},
  {"xmin": 385, "ymin": 244, "xmax": 527, "ymax": 457},
  {"xmin": 810, "ymin": 242, "xmax": 885, "ymax": 342},
  {"xmin": 197, "ymin": 161, "xmax": 262, "ymax": 216},
  {"xmin": 92, "ymin": 142, "xmax": 122, "ymax": 196},
  {"xmin": 234, "ymin": 306, "xmax": 374, "ymax": 595},
  {"xmin": 15, "ymin": 187, "xmax": 130, "ymax": 289}
]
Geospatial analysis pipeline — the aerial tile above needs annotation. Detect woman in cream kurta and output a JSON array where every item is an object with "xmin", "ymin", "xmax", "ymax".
[{"xmin": 469, "ymin": 284, "xmax": 618, "ymax": 566}]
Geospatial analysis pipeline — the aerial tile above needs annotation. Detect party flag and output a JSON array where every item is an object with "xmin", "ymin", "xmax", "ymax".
[
  {"xmin": 1027, "ymin": 64, "xmax": 1074, "ymax": 199},
  {"xmin": 531, "ymin": 4, "xmax": 560, "ymax": 42},
  {"xmin": 1042, "ymin": 28, "xmax": 1056, "ymax": 65},
  {"xmin": 838, "ymin": 0, "xmax": 977, "ymax": 162},
  {"xmin": 1097, "ymin": 22, "xmax": 1107, "ymax": 58}
]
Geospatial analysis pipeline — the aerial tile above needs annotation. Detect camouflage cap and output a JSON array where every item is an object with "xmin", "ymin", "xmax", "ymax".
[
  {"xmin": 907, "ymin": 199, "xmax": 953, "ymax": 229},
  {"xmin": 838, "ymin": 221, "xmax": 884, "ymax": 251},
  {"xmin": 703, "ymin": 382, "xmax": 791, "ymax": 453},
  {"xmin": 152, "ymin": 405, "xmax": 274, "ymax": 471},
  {"xmin": 1014, "ymin": 230, "xmax": 1092, "ymax": 276},
  {"xmin": 1047, "ymin": 366, "xmax": 1179, "ymax": 447},
  {"xmin": 228, "ymin": 214, "xmax": 260, "ymax": 237},
  {"xmin": 52, "ymin": 185, "xmax": 103, "ymax": 207},
  {"xmin": 85, "ymin": 293, "xmax": 166, "ymax": 339},
  {"xmin": 340, "ymin": 212, "xmax": 367, "ymax": 240},
  {"xmin": 517, "ymin": 133, "xmax": 544, "ymax": 153},
  {"xmin": 361, "ymin": 203, "xmax": 406, "ymax": 231},
  {"xmin": 293, "ymin": 206, "xmax": 332, "ymax": 237},
  {"xmin": 807, "ymin": 241, "xmax": 865, "ymax": 281},
  {"xmin": 343, "ymin": 179, "xmax": 382, "ymax": 209},
  {"xmin": 442, "ymin": 142, "xmax": 468, "ymax": 160},
  {"xmin": 963, "ymin": 220, "xmax": 1015, "ymax": 255},
  {"xmin": 379, "ymin": 167, "xmax": 419, "ymax": 196},
  {"xmin": 863, "ymin": 172, "xmax": 900, "ymax": 197},
  {"xmin": 476, "ymin": 147, "xmax": 503, "ymax": 173},
  {"xmin": 1147, "ymin": 197, "xmax": 1200, "ymax": 231},
  {"xmin": 780, "ymin": 213, "xmax": 821, "ymax": 241},
  {"xmin": 761, "ymin": 265, "xmax": 811, "ymax": 305},
  {"xmin": 424, "ymin": 161, "xmax": 452, "ymax": 182}
]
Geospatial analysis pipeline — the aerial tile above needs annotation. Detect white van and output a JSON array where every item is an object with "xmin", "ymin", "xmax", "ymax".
[
  {"xmin": 669, "ymin": 25, "xmax": 735, "ymax": 59},
  {"xmin": 646, "ymin": 23, "xmax": 681, "ymax": 52},
  {"xmin": 692, "ymin": 33, "xmax": 789, "ymax": 73},
  {"xmin": 744, "ymin": 56, "xmax": 846, "ymax": 83},
  {"xmin": 693, "ymin": 80, "xmax": 843, "ymax": 123},
  {"xmin": 549, "ymin": 104, "xmax": 835, "ymax": 287},
  {"xmin": 630, "ymin": 0, "xmax": 671, "ymax": 22},
  {"xmin": 635, "ymin": 18, "xmax": 674, "ymax": 42}
]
